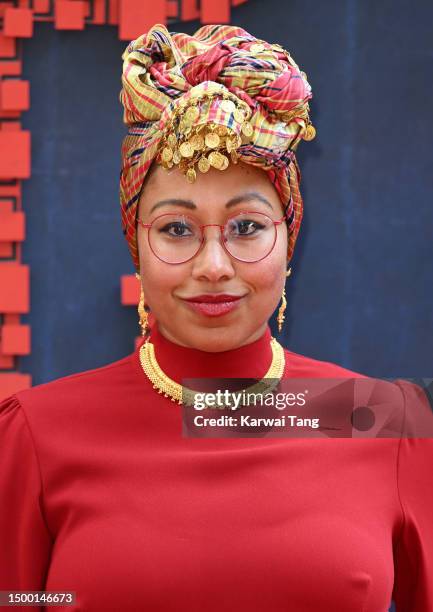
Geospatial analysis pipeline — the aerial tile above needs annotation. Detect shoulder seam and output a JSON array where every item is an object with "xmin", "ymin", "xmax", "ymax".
[{"xmin": 11, "ymin": 394, "xmax": 55, "ymax": 544}]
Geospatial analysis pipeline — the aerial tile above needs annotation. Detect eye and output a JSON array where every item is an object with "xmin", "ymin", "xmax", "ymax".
[
  {"xmin": 159, "ymin": 221, "xmax": 194, "ymax": 238},
  {"xmin": 229, "ymin": 219, "xmax": 266, "ymax": 236}
]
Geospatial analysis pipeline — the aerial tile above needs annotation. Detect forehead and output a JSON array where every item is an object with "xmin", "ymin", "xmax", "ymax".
[{"xmin": 138, "ymin": 161, "xmax": 282, "ymax": 215}]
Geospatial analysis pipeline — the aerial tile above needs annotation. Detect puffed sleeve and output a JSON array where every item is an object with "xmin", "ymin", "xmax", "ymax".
[
  {"xmin": 392, "ymin": 380, "xmax": 433, "ymax": 610},
  {"xmin": 0, "ymin": 394, "xmax": 53, "ymax": 598}
]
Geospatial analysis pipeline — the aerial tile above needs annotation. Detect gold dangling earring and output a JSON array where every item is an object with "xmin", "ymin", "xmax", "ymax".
[
  {"xmin": 277, "ymin": 267, "xmax": 291, "ymax": 333},
  {"xmin": 135, "ymin": 272, "xmax": 149, "ymax": 337}
]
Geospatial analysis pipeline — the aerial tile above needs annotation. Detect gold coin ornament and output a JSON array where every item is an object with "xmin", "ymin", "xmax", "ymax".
[
  {"xmin": 186, "ymin": 167, "xmax": 197, "ymax": 183},
  {"xmin": 173, "ymin": 149, "xmax": 182, "ymax": 164},
  {"xmin": 250, "ymin": 43, "xmax": 265, "ymax": 53},
  {"xmin": 230, "ymin": 150, "xmax": 239, "ymax": 164},
  {"xmin": 302, "ymin": 123, "xmax": 316, "ymax": 141},
  {"xmin": 226, "ymin": 136, "xmax": 238, "ymax": 153},
  {"xmin": 205, "ymin": 132, "xmax": 220, "ymax": 148},
  {"xmin": 198, "ymin": 156, "xmax": 211, "ymax": 173},
  {"xmin": 161, "ymin": 147, "xmax": 173, "ymax": 162},
  {"xmin": 216, "ymin": 125, "xmax": 228, "ymax": 136},
  {"xmin": 220, "ymin": 99, "xmax": 236, "ymax": 113},
  {"xmin": 220, "ymin": 154, "xmax": 229, "ymax": 170},
  {"xmin": 189, "ymin": 134, "xmax": 205, "ymax": 151},
  {"xmin": 184, "ymin": 106, "xmax": 200, "ymax": 123},
  {"xmin": 241, "ymin": 121, "xmax": 254, "ymax": 138},
  {"xmin": 233, "ymin": 108, "xmax": 245, "ymax": 123},
  {"xmin": 180, "ymin": 142, "xmax": 194, "ymax": 158},
  {"xmin": 209, "ymin": 151, "xmax": 225, "ymax": 170},
  {"xmin": 167, "ymin": 134, "xmax": 177, "ymax": 148},
  {"xmin": 189, "ymin": 105, "xmax": 200, "ymax": 119}
]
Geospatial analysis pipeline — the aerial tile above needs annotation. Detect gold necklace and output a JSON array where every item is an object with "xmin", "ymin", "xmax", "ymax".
[{"xmin": 139, "ymin": 336, "xmax": 286, "ymax": 408}]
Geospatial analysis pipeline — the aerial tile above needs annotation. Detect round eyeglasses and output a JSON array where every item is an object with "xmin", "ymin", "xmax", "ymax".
[{"xmin": 137, "ymin": 209, "xmax": 290, "ymax": 264}]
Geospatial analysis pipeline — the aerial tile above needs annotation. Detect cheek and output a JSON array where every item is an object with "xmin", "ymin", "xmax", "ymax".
[
  {"xmin": 243, "ymin": 229, "xmax": 287, "ymax": 291},
  {"xmin": 247, "ymin": 257, "xmax": 285, "ymax": 293},
  {"xmin": 138, "ymin": 242, "xmax": 181, "ymax": 306},
  {"xmin": 141, "ymin": 263, "xmax": 178, "ymax": 303}
]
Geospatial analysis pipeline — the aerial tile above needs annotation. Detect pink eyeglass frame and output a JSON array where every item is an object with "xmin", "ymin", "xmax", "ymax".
[{"xmin": 136, "ymin": 207, "xmax": 291, "ymax": 264}]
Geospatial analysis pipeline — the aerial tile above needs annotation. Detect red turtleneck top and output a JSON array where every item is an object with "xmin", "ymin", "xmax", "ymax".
[{"xmin": 0, "ymin": 325, "xmax": 432, "ymax": 611}]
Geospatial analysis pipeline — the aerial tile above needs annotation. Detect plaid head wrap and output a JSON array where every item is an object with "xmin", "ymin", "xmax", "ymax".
[{"xmin": 119, "ymin": 23, "xmax": 315, "ymax": 272}]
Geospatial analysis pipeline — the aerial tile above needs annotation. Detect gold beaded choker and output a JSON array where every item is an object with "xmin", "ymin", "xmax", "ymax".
[{"xmin": 139, "ymin": 337, "xmax": 286, "ymax": 408}]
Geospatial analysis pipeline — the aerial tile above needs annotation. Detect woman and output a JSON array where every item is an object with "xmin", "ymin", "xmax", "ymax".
[{"xmin": 0, "ymin": 23, "xmax": 432, "ymax": 612}]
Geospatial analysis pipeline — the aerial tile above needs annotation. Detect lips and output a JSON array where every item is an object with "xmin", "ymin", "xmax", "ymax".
[
  {"xmin": 183, "ymin": 294, "xmax": 244, "ymax": 303},
  {"xmin": 179, "ymin": 293, "xmax": 246, "ymax": 317}
]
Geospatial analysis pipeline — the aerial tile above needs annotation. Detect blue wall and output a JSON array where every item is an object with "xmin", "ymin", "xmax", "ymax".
[{"xmin": 20, "ymin": 0, "xmax": 432, "ymax": 390}]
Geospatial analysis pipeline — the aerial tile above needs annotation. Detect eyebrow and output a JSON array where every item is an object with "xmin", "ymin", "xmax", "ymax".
[{"xmin": 149, "ymin": 191, "xmax": 274, "ymax": 214}]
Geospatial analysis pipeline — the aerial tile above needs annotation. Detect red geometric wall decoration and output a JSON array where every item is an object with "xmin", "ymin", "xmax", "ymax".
[
  {"xmin": 2, "ymin": 323, "xmax": 31, "ymax": 355},
  {"xmin": 120, "ymin": 274, "xmax": 141, "ymax": 306},
  {"xmin": 0, "ymin": 263, "xmax": 30, "ymax": 313},
  {"xmin": 54, "ymin": 1, "xmax": 87, "ymax": 30},
  {"xmin": 0, "ymin": 0, "xmax": 250, "ymax": 399},
  {"xmin": 0, "ymin": 79, "xmax": 30, "ymax": 111},
  {"xmin": 201, "ymin": 0, "xmax": 231, "ymax": 23},
  {"xmin": 3, "ymin": 8, "xmax": 34, "ymax": 38},
  {"xmin": 0, "ymin": 131, "xmax": 31, "ymax": 179}
]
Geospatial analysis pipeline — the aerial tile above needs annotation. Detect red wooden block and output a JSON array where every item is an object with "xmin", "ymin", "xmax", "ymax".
[
  {"xmin": 0, "ymin": 33, "xmax": 17, "ymax": 58},
  {"xmin": 0, "ymin": 263, "xmax": 29, "ymax": 313},
  {"xmin": 92, "ymin": 0, "xmax": 106, "ymax": 24},
  {"xmin": 0, "ymin": 131, "xmax": 31, "ymax": 179},
  {"xmin": 201, "ymin": 0, "xmax": 230, "ymax": 22},
  {"xmin": 55, "ymin": 1, "xmax": 86, "ymax": 30},
  {"xmin": 1, "ymin": 121, "xmax": 21, "ymax": 131},
  {"xmin": 0, "ymin": 80, "xmax": 30, "ymax": 111},
  {"xmin": 0, "ymin": 372, "xmax": 32, "ymax": 400},
  {"xmin": 33, "ymin": 0, "xmax": 51, "ymax": 12},
  {"xmin": 0, "ymin": 354, "xmax": 14, "ymax": 368},
  {"xmin": 3, "ymin": 313, "xmax": 20, "ymax": 325},
  {"xmin": 0, "ymin": 211, "xmax": 25, "ymax": 241},
  {"xmin": 108, "ymin": 0, "xmax": 118, "ymax": 25},
  {"xmin": 181, "ymin": 0, "xmax": 199, "ymax": 20},
  {"xmin": 0, "ymin": 243, "xmax": 13, "ymax": 257},
  {"xmin": 119, "ymin": 0, "xmax": 166, "ymax": 40},
  {"xmin": 0, "ymin": 110, "xmax": 21, "ymax": 120},
  {"xmin": 166, "ymin": 0, "xmax": 177, "ymax": 18},
  {"xmin": 0, "ymin": 61, "xmax": 22, "ymax": 77},
  {"xmin": 0, "ymin": 3, "xmax": 15, "ymax": 19},
  {"xmin": 3, "ymin": 7, "xmax": 34, "ymax": 37},
  {"xmin": 120, "ymin": 274, "xmax": 140, "ymax": 305},
  {"xmin": 0, "ymin": 201, "xmax": 13, "ymax": 213},
  {"xmin": 0, "ymin": 183, "xmax": 20, "ymax": 198},
  {"xmin": 1, "ymin": 324, "xmax": 31, "ymax": 355}
]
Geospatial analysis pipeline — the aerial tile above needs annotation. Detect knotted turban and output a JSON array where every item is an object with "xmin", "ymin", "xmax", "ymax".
[{"xmin": 119, "ymin": 23, "xmax": 315, "ymax": 272}]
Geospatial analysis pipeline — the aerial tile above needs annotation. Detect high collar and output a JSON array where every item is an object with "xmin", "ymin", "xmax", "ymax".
[{"xmin": 143, "ymin": 324, "xmax": 274, "ymax": 382}]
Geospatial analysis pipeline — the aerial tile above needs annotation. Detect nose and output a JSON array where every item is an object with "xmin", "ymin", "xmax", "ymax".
[{"xmin": 190, "ymin": 226, "xmax": 235, "ymax": 282}]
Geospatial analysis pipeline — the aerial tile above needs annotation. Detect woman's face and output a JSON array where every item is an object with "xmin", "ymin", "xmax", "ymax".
[{"xmin": 137, "ymin": 161, "xmax": 288, "ymax": 352}]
